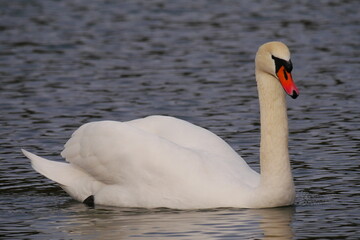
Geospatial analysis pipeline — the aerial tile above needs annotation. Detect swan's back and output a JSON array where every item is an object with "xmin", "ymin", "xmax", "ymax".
[{"xmin": 127, "ymin": 116, "xmax": 243, "ymax": 160}]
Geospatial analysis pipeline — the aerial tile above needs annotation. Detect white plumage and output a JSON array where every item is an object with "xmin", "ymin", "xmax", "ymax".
[{"xmin": 23, "ymin": 41, "xmax": 299, "ymax": 209}]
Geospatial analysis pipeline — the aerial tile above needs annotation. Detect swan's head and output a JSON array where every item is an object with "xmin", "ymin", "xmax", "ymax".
[{"xmin": 256, "ymin": 41, "xmax": 299, "ymax": 99}]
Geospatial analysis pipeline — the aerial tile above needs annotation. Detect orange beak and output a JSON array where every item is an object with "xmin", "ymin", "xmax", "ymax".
[{"xmin": 276, "ymin": 66, "xmax": 299, "ymax": 99}]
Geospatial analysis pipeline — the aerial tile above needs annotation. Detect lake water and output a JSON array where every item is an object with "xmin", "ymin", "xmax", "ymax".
[{"xmin": 0, "ymin": 0, "xmax": 359, "ymax": 239}]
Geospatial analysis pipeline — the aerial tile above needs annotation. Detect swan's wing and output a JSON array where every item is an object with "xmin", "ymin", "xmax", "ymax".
[
  {"xmin": 61, "ymin": 120, "xmax": 258, "ymax": 190},
  {"xmin": 127, "ymin": 115, "xmax": 243, "ymax": 161},
  {"xmin": 61, "ymin": 120, "xmax": 205, "ymax": 185}
]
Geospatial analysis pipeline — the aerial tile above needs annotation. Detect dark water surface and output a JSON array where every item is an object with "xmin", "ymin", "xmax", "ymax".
[{"xmin": 1, "ymin": 0, "xmax": 359, "ymax": 239}]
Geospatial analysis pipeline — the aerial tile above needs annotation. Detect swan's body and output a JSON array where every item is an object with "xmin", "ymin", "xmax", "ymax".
[{"xmin": 22, "ymin": 41, "xmax": 299, "ymax": 209}]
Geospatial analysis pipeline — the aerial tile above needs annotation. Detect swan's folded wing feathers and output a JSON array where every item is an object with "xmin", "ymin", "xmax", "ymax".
[
  {"xmin": 61, "ymin": 121, "xmax": 208, "ymax": 186},
  {"xmin": 61, "ymin": 119, "xmax": 260, "ymax": 202},
  {"xmin": 127, "ymin": 115, "xmax": 259, "ymax": 184}
]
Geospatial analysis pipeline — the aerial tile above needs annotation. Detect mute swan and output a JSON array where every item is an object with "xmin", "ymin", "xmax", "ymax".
[{"xmin": 22, "ymin": 41, "xmax": 299, "ymax": 209}]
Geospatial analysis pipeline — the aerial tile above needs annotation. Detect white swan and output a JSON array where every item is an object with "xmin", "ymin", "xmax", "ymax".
[{"xmin": 22, "ymin": 41, "xmax": 299, "ymax": 209}]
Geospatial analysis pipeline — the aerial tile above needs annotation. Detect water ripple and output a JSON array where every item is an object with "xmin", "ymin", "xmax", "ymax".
[{"xmin": 0, "ymin": 0, "xmax": 359, "ymax": 239}]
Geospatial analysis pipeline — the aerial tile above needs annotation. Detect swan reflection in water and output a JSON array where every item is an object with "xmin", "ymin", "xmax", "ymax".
[{"xmin": 55, "ymin": 205, "xmax": 294, "ymax": 239}]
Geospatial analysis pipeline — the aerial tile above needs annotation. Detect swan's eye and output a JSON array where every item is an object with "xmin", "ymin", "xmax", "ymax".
[{"xmin": 271, "ymin": 55, "xmax": 293, "ymax": 73}]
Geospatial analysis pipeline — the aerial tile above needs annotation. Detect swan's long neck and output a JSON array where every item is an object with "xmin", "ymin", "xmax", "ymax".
[{"xmin": 255, "ymin": 70, "xmax": 295, "ymax": 206}]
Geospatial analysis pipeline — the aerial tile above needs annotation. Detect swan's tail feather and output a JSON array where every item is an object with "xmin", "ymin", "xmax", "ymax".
[
  {"xmin": 22, "ymin": 149, "xmax": 75, "ymax": 186},
  {"xmin": 21, "ymin": 149, "xmax": 97, "ymax": 202}
]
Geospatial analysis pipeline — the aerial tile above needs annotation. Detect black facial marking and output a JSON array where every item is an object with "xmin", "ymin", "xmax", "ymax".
[
  {"xmin": 272, "ymin": 55, "xmax": 293, "ymax": 73},
  {"xmin": 83, "ymin": 195, "xmax": 95, "ymax": 208}
]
